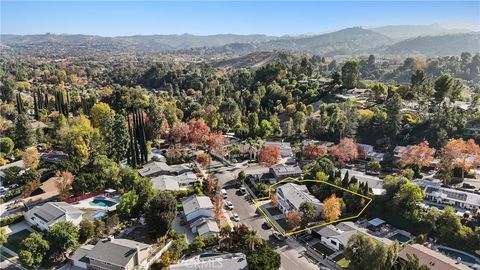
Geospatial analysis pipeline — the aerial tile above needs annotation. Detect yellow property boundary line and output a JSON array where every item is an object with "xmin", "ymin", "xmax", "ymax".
[{"xmin": 252, "ymin": 178, "xmax": 373, "ymax": 237}]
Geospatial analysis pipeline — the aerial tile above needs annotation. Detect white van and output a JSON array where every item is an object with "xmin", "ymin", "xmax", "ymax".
[{"xmin": 221, "ymin": 189, "xmax": 228, "ymax": 199}]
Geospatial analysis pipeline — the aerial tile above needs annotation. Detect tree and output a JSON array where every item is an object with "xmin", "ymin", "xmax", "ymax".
[
  {"xmin": 145, "ymin": 191, "xmax": 177, "ymax": 237},
  {"xmin": 188, "ymin": 119, "xmax": 211, "ymax": 144},
  {"xmin": 440, "ymin": 138, "xmax": 480, "ymax": 179},
  {"xmin": 435, "ymin": 207, "xmax": 462, "ymax": 238},
  {"xmin": 331, "ymin": 138, "xmax": 359, "ymax": 167},
  {"xmin": 189, "ymin": 236, "xmax": 205, "ymax": 253},
  {"xmin": 19, "ymin": 233, "xmax": 49, "ymax": 269},
  {"xmin": 322, "ymin": 194, "xmax": 341, "ymax": 222},
  {"xmin": 287, "ymin": 210, "xmax": 302, "ymax": 229},
  {"xmin": 0, "ymin": 76, "xmax": 16, "ymax": 103},
  {"xmin": 22, "ymin": 180, "xmax": 40, "ymax": 198},
  {"xmin": 79, "ymin": 219, "xmax": 94, "ymax": 243},
  {"xmin": 90, "ymin": 102, "xmax": 115, "ymax": 131},
  {"xmin": 270, "ymin": 192, "xmax": 279, "ymax": 208},
  {"xmin": 244, "ymin": 230, "xmax": 263, "ymax": 251},
  {"xmin": 303, "ymin": 144, "xmax": 327, "ymax": 159},
  {"xmin": 399, "ymin": 141, "xmax": 435, "ymax": 169},
  {"xmin": 56, "ymin": 170, "xmax": 74, "ymax": 201},
  {"xmin": 206, "ymin": 175, "xmax": 218, "ymax": 197},
  {"xmin": 0, "ymin": 137, "xmax": 14, "ymax": 156},
  {"xmin": 344, "ymin": 233, "xmax": 399, "ymax": 270},
  {"xmin": 247, "ymin": 244, "xmax": 281, "ymax": 270},
  {"xmin": 434, "ymin": 73, "xmax": 454, "ymax": 102},
  {"xmin": 0, "ymin": 227, "xmax": 7, "ymax": 245},
  {"xmin": 110, "ymin": 113, "xmax": 130, "ymax": 162},
  {"xmin": 258, "ymin": 146, "xmax": 280, "ymax": 167},
  {"xmin": 385, "ymin": 90, "xmax": 403, "ymax": 138},
  {"xmin": 367, "ymin": 160, "xmax": 381, "ymax": 173},
  {"xmin": 196, "ymin": 152, "xmax": 211, "ymax": 168},
  {"xmin": 13, "ymin": 113, "xmax": 35, "ymax": 149},
  {"xmin": 341, "ymin": 60, "xmax": 360, "ymax": 89},
  {"xmin": 299, "ymin": 201, "xmax": 317, "ymax": 226},
  {"xmin": 206, "ymin": 132, "xmax": 226, "ymax": 155},
  {"xmin": 117, "ymin": 190, "xmax": 139, "ymax": 219},
  {"xmin": 213, "ymin": 194, "xmax": 224, "ymax": 223},
  {"xmin": 393, "ymin": 182, "xmax": 423, "ymax": 217},
  {"xmin": 22, "ymin": 147, "xmax": 39, "ymax": 169},
  {"xmin": 45, "ymin": 221, "xmax": 79, "ymax": 254}
]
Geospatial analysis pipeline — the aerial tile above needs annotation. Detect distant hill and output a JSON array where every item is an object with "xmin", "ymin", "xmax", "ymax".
[
  {"xmin": 383, "ymin": 33, "xmax": 480, "ymax": 56},
  {"xmin": 370, "ymin": 23, "xmax": 477, "ymax": 40},
  {"xmin": 211, "ymin": 51, "xmax": 279, "ymax": 69},
  {"xmin": 1, "ymin": 26, "xmax": 479, "ymax": 58}
]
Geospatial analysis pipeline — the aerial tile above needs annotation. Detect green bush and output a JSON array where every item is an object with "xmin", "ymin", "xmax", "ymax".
[{"xmin": 0, "ymin": 212, "xmax": 25, "ymax": 227}]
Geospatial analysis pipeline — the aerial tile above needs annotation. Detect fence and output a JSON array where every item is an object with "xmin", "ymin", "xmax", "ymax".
[
  {"xmin": 64, "ymin": 191, "xmax": 104, "ymax": 203},
  {"xmin": 141, "ymin": 240, "xmax": 173, "ymax": 269}
]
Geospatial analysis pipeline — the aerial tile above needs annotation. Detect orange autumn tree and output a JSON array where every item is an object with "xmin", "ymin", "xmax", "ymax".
[
  {"xmin": 440, "ymin": 138, "xmax": 480, "ymax": 179},
  {"xmin": 287, "ymin": 210, "xmax": 302, "ymax": 230},
  {"xmin": 270, "ymin": 192, "xmax": 279, "ymax": 208},
  {"xmin": 304, "ymin": 144, "xmax": 328, "ymax": 160},
  {"xmin": 213, "ymin": 193, "xmax": 225, "ymax": 223},
  {"xmin": 258, "ymin": 146, "xmax": 281, "ymax": 167},
  {"xmin": 188, "ymin": 119, "xmax": 211, "ymax": 144},
  {"xmin": 56, "ymin": 170, "xmax": 74, "ymax": 201},
  {"xmin": 207, "ymin": 132, "xmax": 226, "ymax": 155},
  {"xmin": 331, "ymin": 138, "xmax": 359, "ymax": 167},
  {"xmin": 322, "ymin": 194, "xmax": 341, "ymax": 222},
  {"xmin": 196, "ymin": 153, "xmax": 212, "ymax": 168},
  {"xmin": 169, "ymin": 122, "xmax": 190, "ymax": 144},
  {"xmin": 399, "ymin": 141, "xmax": 435, "ymax": 169}
]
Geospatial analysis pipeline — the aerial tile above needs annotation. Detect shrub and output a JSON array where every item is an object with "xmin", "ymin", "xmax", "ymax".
[{"xmin": 0, "ymin": 212, "xmax": 25, "ymax": 226}]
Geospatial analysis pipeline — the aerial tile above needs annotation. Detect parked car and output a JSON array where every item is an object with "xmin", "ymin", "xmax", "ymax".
[
  {"xmin": 221, "ymin": 189, "xmax": 228, "ymax": 199},
  {"xmin": 226, "ymin": 201, "xmax": 234, "ymax": 210},
  {"xmin": 272, "ymin": 231, "xmax": 285, "ymax": 242},
  {"xmin": 232, "ymin": 213, "xmax": 240, "ymax": 222},
  {"xmin": 239, "ymin": 187, "xmax": 247, "ymax": 195}
]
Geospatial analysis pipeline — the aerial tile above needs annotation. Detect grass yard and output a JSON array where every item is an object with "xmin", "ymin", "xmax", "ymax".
[
  {"xmin": 312, "ymin": 242, "xmax": 335, "ymax": 256},
  {"xmin": 4, "ymin": 229, "xmax": 32, "ymax": 253},
  {"xmin": 266, "ymin": 207, "xmax": 283, "ymax": 216},
  {"xmin": 337, "ymin": 258, "xmax": 350, "ymax": 268}
]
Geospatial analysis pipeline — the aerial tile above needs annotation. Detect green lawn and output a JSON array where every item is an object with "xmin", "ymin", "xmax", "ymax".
[
  {"xmin": 312, "ymin": 242, "xmax": 335, "ymax": 256},
  {"xmin": 4, "ymin": 229, "xmax": 32, "ymax": 253},
  {"xmin": 266, "ymin": 207, "xmax": 283, "ymax": 216},
  {"xmin": 337, "ymin": 258, "xmax": 350, "ymax": 268}
]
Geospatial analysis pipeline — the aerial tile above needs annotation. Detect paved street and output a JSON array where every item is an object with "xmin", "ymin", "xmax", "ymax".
[{"xmin": 210, "ymin": 160, "xmax": 320, "ymax": 270}]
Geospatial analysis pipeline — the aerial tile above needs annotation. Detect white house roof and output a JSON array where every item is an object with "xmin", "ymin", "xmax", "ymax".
[
  {"xmin": 277, "ymin": 183, "xmax": 321, "ymax": 210},
  {"xmin": 27, "ymin": 202, "xmax": 82, "ymax": 225},
  {"xmin": 152, "ymin": 177, "xmax": 180, "ymax": 191},
  {"xmin": 413, "ymin": 179, "xmax": 480, "ymax": 207},
  {"xmin": 271, "ymin": 164, "xmax": 303, "ymax": 177},
  {"xmin": 182, "ymin": 195, "xmax": 214, "ymax": 216},
  {"xmin": 197, "ymin": 219, "xmax": 220, "ymax": 237}
]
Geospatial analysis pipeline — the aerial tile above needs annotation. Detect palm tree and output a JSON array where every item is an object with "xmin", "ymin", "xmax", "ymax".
[
  {"xmin": 244, "ymin": 230, "xmax": 263, "ymax": 251},
  {"xmin": 219, "ymin": 225, "xmax": 233, "ymax": 250}
]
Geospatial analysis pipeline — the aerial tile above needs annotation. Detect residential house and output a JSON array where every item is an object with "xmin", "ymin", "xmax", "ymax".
[
  {"xmin": 151, "ymin": 172, "xmax": 198, "ymax": 191},
  {"xmin": 394, "ymin": 145, "xmax": 412, "ymax": 160},
  {"xmin": 170, "ymin": 253, "xmax": 248, "ymax": 270},
  {"xmin": 182, "ymin": 195, "xmax": 220, "ymax": 238},
  {"xmin": 357, "ymin": 143, "xmax": 384, "ymax": 161},
  {"xmin": 22, "ymin": 176, "xmax": 74, "ymax": 207},
  {"xmin": 312, "ymin": 221, "xmax": 392, "ymax": 251},
  {"xmin": 0, "ymin": 160, "xmax": 25, "ymax": 182},
  {"xmin": 70, "ymin": 237, "xmax": 151, "ymax": 270},
  {"xmin": 276, "ymin": 183, "xmax": 323, "ymax": 216},
  {"xmin": 40, "ymin": 151, "xmax": 69, "ymax": 164},
  {"xmin": 398, "ymin": 244, "xmax": 472, "ymax": 270},
  {"xmin": 270, "ymin": 164, "xmax": 303, "ymax": 181},
  {"xmin": 25, "ymin": 202, "xmax": 83, "ymax": 231},
  {"xmin": 138, "ymin": 161, "xmax": 192, "ymax": 178},
  {"xmin": 413, "ymin": 179, "xmax": 480, "ymax": 212},
  {"xmin": 264, "ymin": 141, "xmax": 293, "ymax": 158},
  {"xmin": 341, "ymin": 169, "xmax": 385, "ymax": 195}
]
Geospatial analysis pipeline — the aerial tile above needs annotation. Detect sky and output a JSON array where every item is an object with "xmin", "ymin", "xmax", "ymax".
[{"xmin": 1, "ymin": 1, "xmax": 479, "ymax": 36}]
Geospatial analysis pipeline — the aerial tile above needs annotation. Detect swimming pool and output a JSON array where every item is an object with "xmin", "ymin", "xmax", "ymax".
[
  {"xmin": 89, "ymin": 199, "xmax": 117, "ymax": 207},
  {"xmin": 388, "ymin": 233, "xmax": 410, "ymax": 244},
  {"xmin": 437, "ymin": 247, "xmax": 479, "ymax": 265}
]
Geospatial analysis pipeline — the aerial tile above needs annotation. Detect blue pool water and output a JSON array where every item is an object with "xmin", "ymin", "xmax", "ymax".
[
  {"xmin": 437, "ymin": 247, "xmax": 479, "ymax": 264},
  {"xmin": 89, "ymin": 199, "xmax": 116, "ymax": 207},
  {"xmin": 388, "ymin": 233, "xmax": 410, "ymax": 244},
  {"xmin": 92, "ymin": 211, "xmax": 107, "ymax": 219}
]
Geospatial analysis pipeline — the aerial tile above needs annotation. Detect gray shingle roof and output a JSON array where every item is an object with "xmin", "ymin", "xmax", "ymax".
[
  {"xmin": 85, "ymin": 238, "xmax": 150, "ymax": 267},
  {"xmin": 28, "ymin": 202, "xmax": 82, "ymax": 224},
  {"xmin": 170, "ymin": 253, "xmax": 248, "ymax": 270},
  {"xmin": 277, "ymin": 183, "xmax": 321, "ymax": 210},
  {"xmin": 182, "ymin": 195, "xmax": 214, "ymax": 216}
]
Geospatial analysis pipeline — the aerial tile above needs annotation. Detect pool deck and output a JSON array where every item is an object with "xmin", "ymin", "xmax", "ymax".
[{"xmin": 69, "ymin": 196, "xmax": 119, "ymax": 211}]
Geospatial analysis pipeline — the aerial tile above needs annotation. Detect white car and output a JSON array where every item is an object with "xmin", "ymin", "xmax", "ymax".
[
  {"xmin": 232, "ymin": 213, "xmax": 240, "ymax": 222},
  {"xmin": 239, "ymin": 187, "xmax": 247, "ymax": 195},
  {"xmin": 226, "ymin": 201, "xmax": 234, "ymax": 210}
]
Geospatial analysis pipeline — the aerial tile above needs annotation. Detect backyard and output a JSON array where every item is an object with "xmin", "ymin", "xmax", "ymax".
[{"xmin": 4, "ymin": 229, "xmax": 32, "ymax": 253}]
